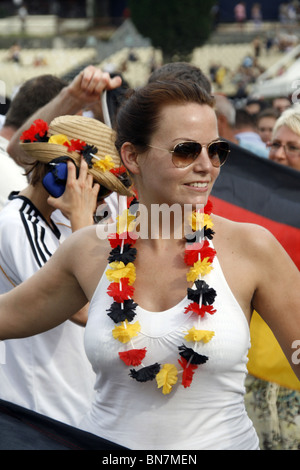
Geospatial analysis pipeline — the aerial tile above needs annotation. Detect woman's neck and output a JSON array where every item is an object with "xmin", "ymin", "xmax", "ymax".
[{"xmin": 131, "ymin": 201, "xmax": 204, "ymax": 243}]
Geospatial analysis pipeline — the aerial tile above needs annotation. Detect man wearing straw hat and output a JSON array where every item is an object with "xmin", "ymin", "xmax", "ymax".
[{"xmin": 0, "ymin": 113, "xmax": 132, "ymax": 427}]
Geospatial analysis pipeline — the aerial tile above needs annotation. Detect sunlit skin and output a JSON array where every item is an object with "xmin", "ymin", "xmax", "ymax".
[
  {"xmin": 123, "ymin": 103, "xmax": 220, "ymax": 210},
  {"xmin": 268, "ymin": 124, "xmax": 300, "ymax": 170}
]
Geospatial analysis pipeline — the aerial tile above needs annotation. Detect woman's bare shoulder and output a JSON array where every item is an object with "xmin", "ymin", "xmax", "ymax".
[
  {"xmin": 56, "ymin": 223, "xmax": 115, "ymax": 275},
  {"xmin": 212, "ymin": 214, "xmax": 280, "ymax": 252},
  {"xmin": 57, "ymin": 223, "xmax": 116, "ymax": 299}
]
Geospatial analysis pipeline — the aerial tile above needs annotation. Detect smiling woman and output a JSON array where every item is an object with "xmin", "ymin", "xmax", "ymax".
[
  {"xmin": 116, "ymin": 83, "xmax": 219, "ymax": 211},
  {"xmin": 268, "ymin": 107, "xmax": 300, "ymax": 171},
  {"xmin": 0, "ymin": 80, "xmax": 299, "ymax": 450},
  {"xmin": 121, "ymin": 102, "xmax": 220, "ymax": 210}
]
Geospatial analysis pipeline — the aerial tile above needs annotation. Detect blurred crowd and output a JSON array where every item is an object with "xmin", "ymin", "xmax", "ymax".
[
  {"xmin": 1, "ymin": 57, "xmax": 299, "ymax": 175},
  {"xmin": 208, "ymin": 32, "xmax": 299, "ymax": 99},
  {"xmin": 214, "ymin": 91, "xmax": 300, "ymax": 170}
]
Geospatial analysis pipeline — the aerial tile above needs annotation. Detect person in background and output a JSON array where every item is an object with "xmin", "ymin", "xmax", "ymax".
[
  {"xmin": 0, "ymin": 67, "xmax": 128, "ymax": 427},
  {"xmin": 0, "ymin": 112, "xmax": 132, "ymax": 427},
  {"xmin": 234, "ymin": 1, "xmax": 247, "ymax": 30},
  {"xmin": 234, "ymin": 109, "xmax": 269, "ymax": 157},
  {"xmin": 0, "ymin": 96, "xmax": 11, "ymax": 130},
  {"xmin": 272, "ymin": 96, "xmax": 291, "ymax": 115},
  {"xmin": 214, "ymin": 94, "xmax": 238, "ymax": 144},
  {"xmin": 251, "ymin": 3, "xmax": 263, "ymax": 30},
  {"xmin": 0, "ymin": 75, "xmax": 68, "ymax": 209},
  {"xmin": 267, "ymin": 106, "xmax": 300, "ymax": 170},
  {"xmin": 257, "ymin": 108, "xmax": 280, "ymax": 144},
  {"xmin": 7, "ymin": 65, "xmax": 122, "ymax": 168},
  {"xmin": 244, "ymin": 97, "xmax": 265, "ymax": 117},
  {"xmin": 7, "ymin": 65, "xmax": 124, "ymax": 221},
  {"xmin": 245, "ymin": 105, "xmax": 300, "ymax": 450}
]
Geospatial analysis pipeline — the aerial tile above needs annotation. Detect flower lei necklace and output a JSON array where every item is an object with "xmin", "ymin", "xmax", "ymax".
[{"xmin": 105, "ymin": 199, "xmax": 217, "ymax": 395}]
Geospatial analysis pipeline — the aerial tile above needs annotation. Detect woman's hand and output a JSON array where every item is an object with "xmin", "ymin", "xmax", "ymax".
[
  {"xmin": 68, "ymin": 65, "xmax": 122, "ymax": 107},
  {"xmin": 47, "ymin": 159, "xmax": 100, "ymax": 231}
]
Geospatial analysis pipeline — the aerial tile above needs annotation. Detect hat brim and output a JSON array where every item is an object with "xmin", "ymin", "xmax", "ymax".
[
  {"xmin": 49, "ymin": 115, "xmax": 121, "ymax": 167},
  {"xmin": 20, "ymin": 115, "xmax": 133, "ymax": 197},
  {"xmin": 20, "ymin": 142, "xmax": 132, "ymax": 197}
]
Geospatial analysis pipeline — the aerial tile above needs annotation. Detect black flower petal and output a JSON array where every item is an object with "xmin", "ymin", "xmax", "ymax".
[
  {"xmin": 178, "ymin": 344, "xmax": 208, "ymax": 365},
  {"xmin": 35, "ymin": 131, "xmax": 49, "ymax": 142},
  {"xmin": 187, "ymin": 280, "xmax": 217, "ymax": 305},
  {"xmin": 108, "ymin": 244, "xmax": 137, "ymax": 263},
  {"xmin": 204, "ymin": 227, "xmax": 215, "ymax": 240},
  {"xmin": 185, "ymin": 226, "xmax": 215, "ymax": 243},
  {"xmin": 129, "ymin": 363, "xmax": 161, "ymax": 382},
  {"xmin": 82, "ymin": 144, "xmax": 98, "ymax": 167},
  {"xmin": 118, "ymin": 172, "xmax": 132, "ymax": 188},
  {"xmin": 128, "ymin": 197, "xmax": 139, "ymax": 213},
  {"xmin": 185, "ymin": 229, "xmax": 204, "ymax": 244},
  {"xmin": 107, "ymin": 299, "xmax": 137, "ymax": 323}
]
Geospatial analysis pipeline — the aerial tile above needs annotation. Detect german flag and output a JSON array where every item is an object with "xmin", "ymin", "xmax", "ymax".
[
  {"xmin": 211, "ymin": 142, "xmax": 300, "ymax": 268},
  {"xmin": 211, "ymin": 142, "xmax": 300, "ymax": 390}
]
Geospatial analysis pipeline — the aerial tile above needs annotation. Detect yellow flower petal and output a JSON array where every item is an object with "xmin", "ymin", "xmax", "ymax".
[
  {"xmin": 186, "ymin": 257, "xmax": 213, "ymax": 282},
  {"xmin": 106, "ymin": 261, "xmax": 136, "ymax": 285},
  {"xmin": 203, "ymin": 213, "xmax": 214, "ymax": 229},
  {"xmin": 116, "ymin": 209, "xmax": 136, "ymax": 234},
  {"xmin": 184, "ymin": 327, "xmax": 215, "ymax": 343},
  {"xmin": 189, "ymin": 212, "xmax": 214, "ymax": 231},
  {"xmin": 93, "ymin": 155, "xmax": 115, "ymax": 172},
  {"xmin": 48, "ymin": 134, "xmax": 70, "ymax": 146},
  {"xmin": 156, "ymin": 364, "xmax": 178, "ymax": 395},
  {"xmin": 112, "ymin": 320, "xmax": 141, "ymax": 343},
  {"xmin": 190, "ymin": 211, "xmax": 202, "ymax": 231}
]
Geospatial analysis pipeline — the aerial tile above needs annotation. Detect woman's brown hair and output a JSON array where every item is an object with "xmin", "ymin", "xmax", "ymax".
[{"xmin": 115, "ymin": 80, "xmax": 215, "ymax": 156}]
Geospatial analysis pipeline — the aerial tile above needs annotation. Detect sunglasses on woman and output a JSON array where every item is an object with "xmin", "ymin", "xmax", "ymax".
[{"xmin": 148, "ymin": 139, "xmax": 230, "ymax": 168}]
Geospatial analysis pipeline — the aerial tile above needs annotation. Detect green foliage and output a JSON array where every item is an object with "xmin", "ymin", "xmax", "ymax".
[{"xmin": 129, "ymin": 0, "xmax": 216, "ymax": 61}]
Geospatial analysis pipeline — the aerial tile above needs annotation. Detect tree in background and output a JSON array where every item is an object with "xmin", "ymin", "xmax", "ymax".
[{"xmin": 129, "ymin": 0, "xmax": 216, "ymax": 61}]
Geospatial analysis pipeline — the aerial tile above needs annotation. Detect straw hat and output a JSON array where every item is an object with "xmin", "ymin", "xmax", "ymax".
[{"xmin": 20, "ymin": 115, "xmax": 133, "ymax": 197}]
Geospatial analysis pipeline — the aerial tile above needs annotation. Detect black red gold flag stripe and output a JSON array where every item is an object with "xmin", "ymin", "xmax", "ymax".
[
  {"xmin": 211, "ymin": 142, "xmax": 300, "ymax": 268},
  {"xmin": 211, "ymin": 142, "xmax": 300, "ymax": 390}
]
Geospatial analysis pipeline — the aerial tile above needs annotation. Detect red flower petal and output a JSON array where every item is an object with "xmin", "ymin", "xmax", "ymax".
[
  {"xmin": 204, "ymin": 199, "xmax": 213, "ymax": 214},
  {"xmin": 110, "ymin": 165, "xmax": 127, "ymax": 176},
  {"xmin": 184, "ymin": 302, "xmax": 216, "ymax": 317},
  {"xmin": 184, "ymin": 240, "xmax": 216, "ymax": 266},
  {"xmin": 202, "ymin": 305, "xmax": 217, "ymax": 315},
  {"xmin": 126, "ymin": 189, "xmax": 139, "ymax": 208},
  {"xmin": 201, "ymin": 240, "xmax": 216, "ymax": 262},
  {"xmin": 119, "ymin": 348, "xmax": 147, "ymax": 366},
  {"xmin": 20, "ymin": 127, "xmax": 36, "ymax": 142},
  {"xmin": 64, "ymin": 139, "xmax": 86, "ymax": 152},
  {"xmin": 184, "ymin": 242, "xmax": 203, "ymax": 266},
  {"xmin": 108, "ymin": 231, "xmax": 138, "ymax": 248},
  {"xmin": 20, "ymin": 119, "xmax": 49, "ymax": 142},
  {"xmin": 178, "ymin": 357, "xmax": 198, "ymax": 388},
  {"xmin": 107, "ymin": 279, "xmax": 135, "ymax": 302},
  {"xmin": 33, "ymin": 119, "xmax": 49, "ymax": 135}
]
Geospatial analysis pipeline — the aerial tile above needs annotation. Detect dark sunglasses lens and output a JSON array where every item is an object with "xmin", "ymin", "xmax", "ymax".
[
  {"xmin": 208, "ymin": 141, "xmax": 229, "ymax": 167},
  {"xmin": 172, "ymin": 142, "xmax": 201, "ymax": 168}
]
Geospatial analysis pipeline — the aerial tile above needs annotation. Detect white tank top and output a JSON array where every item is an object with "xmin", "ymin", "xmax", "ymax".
[{"xmin": 80, "ymin": 247, "xmax": 259, "ymax": 450}]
